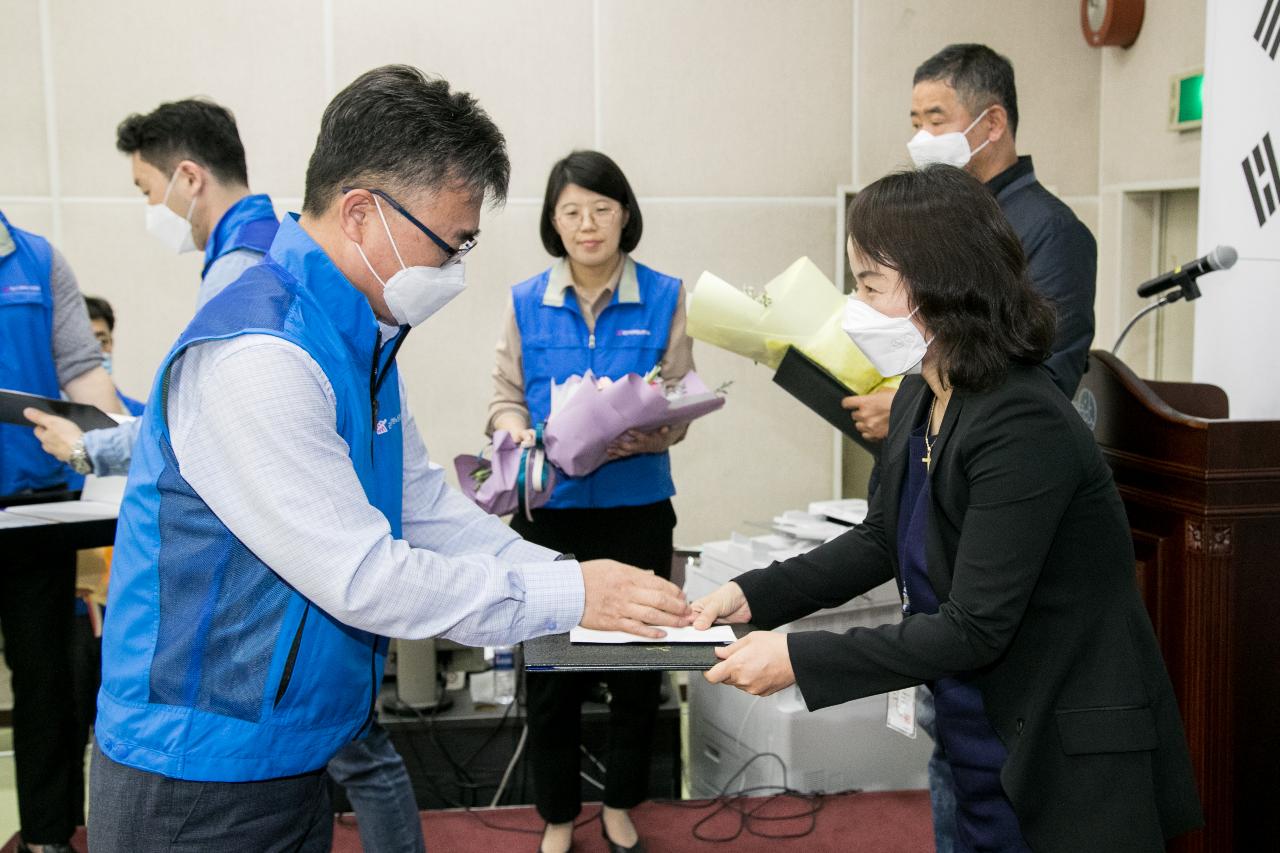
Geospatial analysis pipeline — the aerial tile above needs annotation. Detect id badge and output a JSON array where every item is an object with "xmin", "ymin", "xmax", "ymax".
[{"xmin": 886, "ymin": 688, "xmax": 917, "ymax": 738}]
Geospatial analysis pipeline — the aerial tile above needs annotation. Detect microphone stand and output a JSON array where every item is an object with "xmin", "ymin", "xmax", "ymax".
[{"xmin": 1112, "ymin": 273, "xmax": 1202, "ymax": 356}]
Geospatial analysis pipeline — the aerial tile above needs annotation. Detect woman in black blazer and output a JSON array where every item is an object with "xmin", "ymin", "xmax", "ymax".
[{"xmin": 691, "ymin": 166, "xmax": 1202, "ymax": 852}]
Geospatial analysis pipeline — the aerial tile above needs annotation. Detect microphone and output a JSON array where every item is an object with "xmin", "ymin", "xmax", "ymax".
[{"xmin": 1136, "ymin": 245, "xmax": 1238, "ymax": 298}]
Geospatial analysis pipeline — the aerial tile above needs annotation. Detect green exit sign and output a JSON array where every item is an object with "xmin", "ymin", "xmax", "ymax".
[{"xmin": 1170, "ymin": 70, "xmax": 1203, "ymax": 131}]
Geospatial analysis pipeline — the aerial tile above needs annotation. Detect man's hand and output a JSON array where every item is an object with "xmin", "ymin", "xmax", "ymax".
[
  {"xmin": 690, "ymin": 581, "xmax": 752, "ymax": 630},
  {"xmin": 579, "ymin": 559, "xmax": 693, "ymax": 639},
  {"xmin": 704, "ymin": 631, "xmax": 795, "ymax": 696},
  {"xmin": 841, "ymin": 386, "xmax": 897, "ymax": 442},
  {"xmin": 606, "ymin": 426, "xmax": 673, "ymax": 461},
  {"xmin": 23, "ymin": 408, "xmax": 84, "ymax": 462}
]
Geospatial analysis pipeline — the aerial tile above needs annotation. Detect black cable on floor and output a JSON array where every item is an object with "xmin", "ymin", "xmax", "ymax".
[{"xmin": 654, "ymin": 751, "xmax": 835, "ymax": 843}]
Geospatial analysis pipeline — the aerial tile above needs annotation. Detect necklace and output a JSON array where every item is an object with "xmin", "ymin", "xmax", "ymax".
[{"xmin": 922, "ymin": 397, "xmax": 938, "ymax": 469}]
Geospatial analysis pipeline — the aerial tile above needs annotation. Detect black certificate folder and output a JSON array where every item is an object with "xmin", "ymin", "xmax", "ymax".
[
  {"xmin": 771, "ymin": 347, "xmax": 877, "ymax": 454},
  {"xmin": 0, "ymin": 388, "xmax": 118, "ymax": 432},
  {"xmin": 523, "ymin": 627, "xmax": 749, "ymax": 672}
]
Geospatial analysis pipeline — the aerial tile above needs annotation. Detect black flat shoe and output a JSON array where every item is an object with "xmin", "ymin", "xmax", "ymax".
[{"xmin": 601, "ymin": 822, "xmax": 646, "ymax": 853}]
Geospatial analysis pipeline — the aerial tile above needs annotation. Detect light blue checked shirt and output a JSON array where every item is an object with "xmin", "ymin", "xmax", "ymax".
[
  {"xmin": 161, "ymin": 330, "xmax": 585, "ymax": 645},
  {"xmin": 82, "ymin": 248, "xmax": 267, "ymax": 476}
]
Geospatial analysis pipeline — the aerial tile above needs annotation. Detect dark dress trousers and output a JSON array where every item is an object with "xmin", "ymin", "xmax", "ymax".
[{"xmin": 734, "ymin": 365, "xmax": 1203, "ymax": 852}]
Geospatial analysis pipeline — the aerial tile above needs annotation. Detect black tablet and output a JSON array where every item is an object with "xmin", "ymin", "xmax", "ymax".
[{"xmin": 0, "ymin": 388, "xmax": 119, "ymax": 432}]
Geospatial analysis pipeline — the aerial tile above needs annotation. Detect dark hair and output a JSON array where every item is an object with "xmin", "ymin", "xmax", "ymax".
[
  {"xmin": 914, "ymin": 43, "xmax": 1019, "ymax": 137},
  {"xmin": 540, "ymin": 150, "xmax": 643, "ymax": 257},
  {"xmin": 84, "ymin": 296, "xmax": 115, "ymax": 331},
  {"xmin": 116, "ymin": 99, "xmax": 249, "ymax": 186},
  {"xmin": 303, "ymin": 65, "xmax": 510, "ymax": 215},
  {"xmin": 846, "ymin": 165, "xmax": 1054, "ymax": 392}
]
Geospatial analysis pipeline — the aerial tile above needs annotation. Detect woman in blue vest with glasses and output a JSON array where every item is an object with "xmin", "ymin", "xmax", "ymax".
[{"xmin": 487, "ymin": 151, "xmax": 695, "ymax": 853}]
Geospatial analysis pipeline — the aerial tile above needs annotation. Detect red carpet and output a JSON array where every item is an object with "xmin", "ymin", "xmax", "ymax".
[
  {"xmin": 336, "ymin": 791, "xmax": 934, "ymax": 853},
  {"xmin": 5, "ymin": 790, "xmax": 932, "ymax": 852}
]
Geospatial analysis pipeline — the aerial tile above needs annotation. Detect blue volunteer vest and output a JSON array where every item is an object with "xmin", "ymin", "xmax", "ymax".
[
  {"xmin": 513, "ymin": 260, "xmax": 680, "ymax": 508},
  {"xmin": 97, "ymin": 214, "xmax": 404, "ymax": 782},
  {"xmin": 0, "ymin": 210, "xmax": 77, "ymax": 497},
  {"xmin": 201, "ymin": 193, "xmax": 279, "ymax": 279}
]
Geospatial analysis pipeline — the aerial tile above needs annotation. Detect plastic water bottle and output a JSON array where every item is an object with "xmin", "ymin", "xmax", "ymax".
[{"xmin": 493, "ymin": 645, "xmax": 516, "ymax": 705}]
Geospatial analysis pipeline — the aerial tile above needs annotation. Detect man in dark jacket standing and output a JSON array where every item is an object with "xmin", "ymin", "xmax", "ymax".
[{"xmin": 844, "ymin": 43, "xmax": 1097, "ymax": 442}]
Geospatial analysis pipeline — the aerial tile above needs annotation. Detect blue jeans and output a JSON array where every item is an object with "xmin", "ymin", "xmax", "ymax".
[
  {"xmin": 918, "ymin": 686, "xmax": 958, "ymax": 853},
  {"xmin": 328, "ymin": 722, "xmax": 425, "ymax": 853}
]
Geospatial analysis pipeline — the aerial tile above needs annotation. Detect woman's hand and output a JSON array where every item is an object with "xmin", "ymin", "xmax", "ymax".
[
  {"xmin": 704, "ymin": 631, "xmax": 795, "ymax": 696},
  {"xmin": 492, "ymin": 413, "xmax": 537, "ymax": 448},
  {"xmin": 23, "ymin": 408, "xmax": 84, "ymax": 462},
  {"xmin": 606, "ymin": 426, "xmax": 673, "ymax": 460},
  {"xmin": 690, "ymin": 581, "xmax": 752, "ymax": 629}
]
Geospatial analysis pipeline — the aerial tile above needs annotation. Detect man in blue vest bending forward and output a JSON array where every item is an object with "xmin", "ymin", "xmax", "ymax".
[{"xmin": 88, "ymin": 65, "xmax": 692, "ymax": 852}]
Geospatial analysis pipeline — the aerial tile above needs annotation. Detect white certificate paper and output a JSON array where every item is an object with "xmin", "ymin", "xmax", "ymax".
[{"xmin": 569, "ymin": 625, "xmax": 737, "ymax": 645}]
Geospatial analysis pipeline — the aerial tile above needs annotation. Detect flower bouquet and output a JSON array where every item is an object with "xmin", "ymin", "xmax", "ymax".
[
  {"xmin": 453, "ymin": 430, "xmax": 555, "ymax": 521},
  {"xmin": 542, "ymin": 368, "xmax": 727, "ymax": 477},
  {"xmin": 685, "ymin": 256, "xmax": 891, "ymax": 396}
]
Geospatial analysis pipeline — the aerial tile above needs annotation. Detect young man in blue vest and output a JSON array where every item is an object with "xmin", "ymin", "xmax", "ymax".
[
  {"xmin": 1, "ymin": 211, "xmax": 121, "ymax": 853},
  {"xmin": 24, "ymin": 98, "xmax": 429, "ymax": 853},
  {"xmin": 25, "ymin": 99, "xmax": 279, "ymax": 478},
  {"xmin": 87, "ymin": 65, "xmax": 692, "ymax": 852}
]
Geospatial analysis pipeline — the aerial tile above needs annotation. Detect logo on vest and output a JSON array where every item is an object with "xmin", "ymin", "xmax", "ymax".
[
  {"xmin": 375, "ymin": 413, "xmax": 403, "ymax": 435},
  {"xmin": 616, "ymin": 328, "xmax": 651, "ymax": 336}
]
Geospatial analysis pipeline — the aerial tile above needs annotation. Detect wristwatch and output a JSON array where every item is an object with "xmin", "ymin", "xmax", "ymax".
[{"xmin": 68, "ymin": 438, "xmax": 93, "ymax": 475}]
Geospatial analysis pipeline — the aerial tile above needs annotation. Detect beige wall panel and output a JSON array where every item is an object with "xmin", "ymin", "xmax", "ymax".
[
  {"xmin": 50, "ymin": 0, "xmax": 324, "ymax": 199},
  {"xmin": 855, "ymin": 0, "xmax": 1101, "ymax": 196},
  {"xmin": 0, "ymin": 202, "xmax": 55, "ymax": 238},
  {"xmin": 1094, "ymin": 190, "xmax": 1125, "ymax": 359},
  {"xmin": 57, "ymin": 201, "xmax": 203, "ymax": 397},
  {"xmin": 1097, "ymin": 0, "xmax": 1205, "ymax": 187},
  {"xmin": 598, "ymin": 0, "xmax": 853, "ymax": 197},
  {"xmin": 331, "ymin": 0, "xmax": 596, "ymax": 201},
  {"xmin": 0, "ymin": 0, "xmax": 50, "ymax": 196}
]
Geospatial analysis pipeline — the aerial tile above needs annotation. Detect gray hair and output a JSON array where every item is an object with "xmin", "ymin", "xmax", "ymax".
[{"xmin": 302, "ymin": 64, "xmax": 510, "ymax": 214}]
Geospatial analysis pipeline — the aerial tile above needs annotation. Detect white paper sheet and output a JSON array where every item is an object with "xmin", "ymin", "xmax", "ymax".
[
  {"xmin": 2, "ymin": 475, "xmax": 125, "ymax": 524},
  {"xmin": 4, "ymin": 501, "xmax": 119, "ymax": 522},
  {"xmin": 569, "ymin": 625, "xmax": 737, "ymax": 645},
  {"xmin": 0, "ymin": 511, "xmax": 49, "ymax": 528}
]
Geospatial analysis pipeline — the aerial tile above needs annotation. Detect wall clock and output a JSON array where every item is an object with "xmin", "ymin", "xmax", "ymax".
[{"xmin": 1081, "ymin": 0, "xmax": 1145, "ymax": 47}]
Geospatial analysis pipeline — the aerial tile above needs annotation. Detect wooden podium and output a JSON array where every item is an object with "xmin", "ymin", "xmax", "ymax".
[{"xmin": 1075, "ymin": 351, "xmax": 1280, "ymax": 852}]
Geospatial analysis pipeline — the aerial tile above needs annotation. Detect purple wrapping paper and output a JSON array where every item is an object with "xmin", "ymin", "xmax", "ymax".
[
  {"xmin": 543, "ymin": 371, "xmax": 726, "ymax": 477},
  {"xmin": 453, "ymin": 430, "xmax": 555, "ymax": 518}
]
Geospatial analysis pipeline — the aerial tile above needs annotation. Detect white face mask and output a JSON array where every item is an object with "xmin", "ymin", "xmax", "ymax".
[
  {"xmin": 145, "ymin": 169, "xmax": 198, "ymax": 254},
  {"xmin": 842, "ymin": 297, "xmax": 932, "ymax": 377},
  {"xmin": 355, "ymin": 196, "xmax": 467, "ymax": 328},
  {"xmin": 906, "ymin": 107, "xmax": 991, "ymax": 169}
]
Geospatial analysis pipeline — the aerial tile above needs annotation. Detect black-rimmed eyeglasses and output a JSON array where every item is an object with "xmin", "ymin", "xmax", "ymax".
[{"xmin": 341, "ymin": 186, "xmax": 476, "ymax": 265}]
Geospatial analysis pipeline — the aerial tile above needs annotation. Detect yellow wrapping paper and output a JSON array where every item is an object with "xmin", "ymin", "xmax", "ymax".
[{"xmin": 687, "ymin": 257, "xmax": 896, "ymax": 396}]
